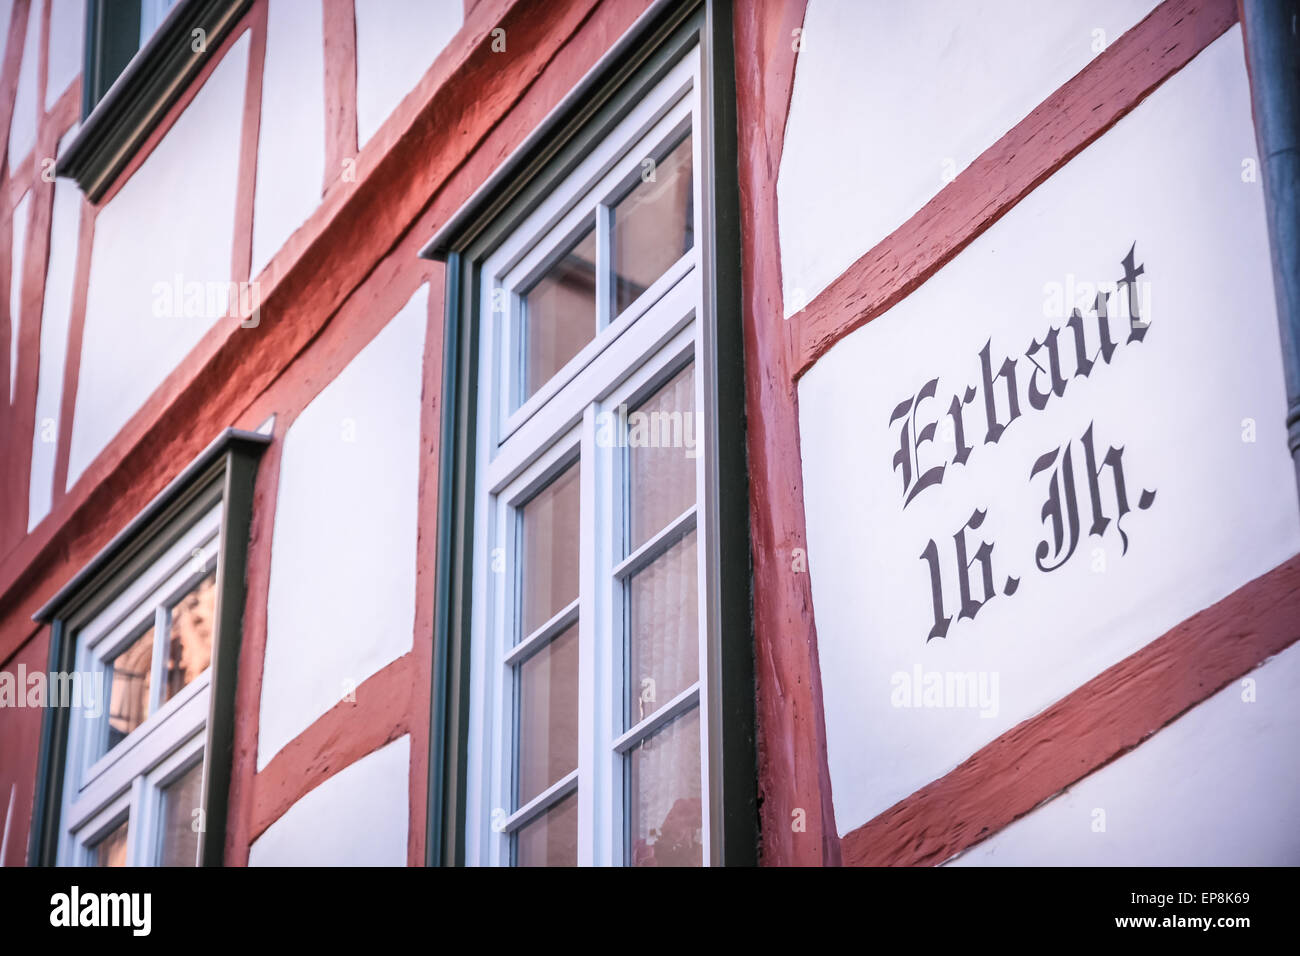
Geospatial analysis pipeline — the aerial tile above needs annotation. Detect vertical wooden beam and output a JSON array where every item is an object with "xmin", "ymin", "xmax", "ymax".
[
  {"xmin": 231, "ymin": 0, "xmax": 267, "ymax": 285},
  {"xmin": 322, "ymin": 0, "xmax": 357, "ymax": 194},
  {"xmin": 732, "ymin": 0, "xmax": 841, "ymax": 866}
]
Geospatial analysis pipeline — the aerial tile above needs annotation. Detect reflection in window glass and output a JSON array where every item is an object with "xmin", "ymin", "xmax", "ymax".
[
  {"xmin": 515, "ymin": 790, "xmax": 578, "ymax": 867},
  {"xmin": 93, "ymin": 819, "xmax": 129, "ymax": 867},
  {"xmin": 516, "ymin": 624, "xmax": 579, "ymax": 807},
  {"xmin": 140, "ymin": 0, "xmax": 180, "ymax": 45},
  {"xmin": 107, "ymin": 627, "xmax": 154, "ymax": 750},
  {"xmin": 521, "ymin": 224, "xmax": 598, "ymax": 404},
  {"xmin": 627, "ymin": 530, "xmax": 698, "ymax": 728},
  {"xmin": 612, "ymin": 134, "xmax": 694, "ymax": 316},
  {"xmin": 164, "ymin": 573, "xmax": 215, "ymax": 703},
  {"xmin": 519, "ymin": 464, "xmax": 581, "ymax": 637},
  {"xmin": 627, "ymin": 364, "xmax": 696, "ymax": 551},
  {"xmin": 628, "ymin": 707, "xmax": 702, "ymax": 867},
  {"xmin": 158, "ymin": 760, "xmax": 203, "ymax": 866}
]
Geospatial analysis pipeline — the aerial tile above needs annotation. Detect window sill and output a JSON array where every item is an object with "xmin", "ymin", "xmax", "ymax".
[{"xmin": 55, "ymin": 0, "xmax": 252, "ymax": 202}]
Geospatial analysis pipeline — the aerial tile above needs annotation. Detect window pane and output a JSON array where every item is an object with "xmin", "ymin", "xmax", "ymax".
[
  {"xmin": 627, "ymin": 529, "xmax": 698, "ymax": 727},
  {"xmin": 628, "ymin": 706, "xmax": 702, "ymax": 867},
  {"xmin": 612, "ymin": 134, "xmax": 694, "ymax": 316},
  {"xmin": 522, "ymin": 224, "xmax": 597, "ymax": 404},
  {"xmin": 93, "ymin": 819, "xmax": 129, "ymax": 867},
  {"xmin": 515, "ymin": 790, "xmax": 578, "ymax": 867},
  {"xmin": 158, "ymin": 761, "xmax": 204, "ymax": 866},
  {"xmin": 140, "ymin": 0, "xmax": 180, "ymax": 45},
  {"xmin": 107, "ymin": 626, "xmax": 154, "ymax": 749},
  {"xmin": 164, "ymin": 572, "xmax": 215, "ymax": 703},
  {"xmin": 516, "ymin": 623, "xmax": 579, "ymax": 807},
  {"xmin": 628, "ymin": 363, "xmax": 696, "ymax": 551},
  {"xmin": 519, "ymin": 463, "xmax": 581, "ymax": 637}
]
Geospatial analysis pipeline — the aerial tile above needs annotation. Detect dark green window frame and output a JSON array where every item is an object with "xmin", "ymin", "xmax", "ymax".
[
  {"xmin": 420, "ymin": 0, "xmax": 756, "ymax": 866},
  {"xmin": 60, "ymin": 0, "xmax": 251, "ymax": 201},
  {"xmin": 28, "ymin": 428, "xmax": 268, "ymax": 866}
]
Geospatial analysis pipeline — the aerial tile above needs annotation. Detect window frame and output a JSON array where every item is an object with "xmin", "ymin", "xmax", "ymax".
[
  {"xmin": 422, "ymin": 0, "xmax": 754, "ymax": 867},
  {"xmin": 59, "ymin": 504, "xmax": 218, "ymax": 866},
  {"xmin": 60, "ymin": 0, "xmax": 252, "ymax": 201},
  {"xmin": 28, "ymin": 428, "xmax": 268, "ymax": 866}
]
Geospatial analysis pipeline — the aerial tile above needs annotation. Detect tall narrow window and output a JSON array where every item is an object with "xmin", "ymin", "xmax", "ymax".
[{"xmin": 426, "ymin": 5, "xmax": 753, "ymax": 868}]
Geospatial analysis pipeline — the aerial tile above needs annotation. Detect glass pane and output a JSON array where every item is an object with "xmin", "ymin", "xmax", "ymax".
[
  {"xmin": 627, "ymin": 363, "xmax": 697, "ymax": 551},
  {"xmin": 140, "ymin": 0, "xmax": 180, "ymax": 45},
  {"xmin": 612, "ymin": 134, "xmax": 694, "ymax": 316},
  {"xmin": 164, "ymin": 572, "xmax": 216, "ymax": 703},
  {"xmin": 516, "ymin": 623, "xmax": 579, "ymax": 807},
  {"xmin": 522, "ymin": 223, "xmax": 597, "ymax": 403},
  {"xmin": 107, "ymin": 626, "xmax": 154, "ymax": 749},
  {"xmin": 159, "ymin": 761, "xmax": 204, "ymax": 867},
  {"xmin": 92, "ymin": 819, "xmax": 129, "ymax": 867},
  {"xmin": 628, "ymin": 706, "xmax": 702, "ymax": 867},
  {"xmin": 519, "ymin": 463, "xmax": 581, "ymax": 637},
  {"xmin": 515, "ymin": 790, "xmax": 578, "ymax": 867},
  {"xmin": 628, "ymin": 529, "xmax": 698, "ymax": 727}
]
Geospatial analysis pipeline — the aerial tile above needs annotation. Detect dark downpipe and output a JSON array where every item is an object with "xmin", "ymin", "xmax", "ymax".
[{"xmin": 1242, "ymin": 1, "xmax": 1300, "ymax": 496}]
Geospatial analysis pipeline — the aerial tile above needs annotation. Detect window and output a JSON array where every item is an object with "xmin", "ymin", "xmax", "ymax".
[
  {"xmin": 424, "ymin": 1, "xmax": 754, "ymax": 867},
  {"xmin": 29, "ymin": 429, "xmax": 268, "ymax": 866},
  {"xmin": 61, "ymin": 506, "xmax": 216, "ymax": 866},
  {"xmin": 61, "ymin": 0, "xmax": 252, "ymax": 200},
  {"xmin": 82, "ymin": 0, "xmax": 182, "ymax": 113}
]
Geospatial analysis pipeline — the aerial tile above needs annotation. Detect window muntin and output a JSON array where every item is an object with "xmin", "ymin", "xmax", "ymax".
[
  {"xmin": 57, "ymin": 504, "xmax": 220, "ymax": 866},
  {"xmin": 465, "ymin": 48, "xmax": 708, "ymax": 867}
]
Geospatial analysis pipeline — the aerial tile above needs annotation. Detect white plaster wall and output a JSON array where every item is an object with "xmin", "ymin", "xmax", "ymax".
[
  {"xmin": 8, "ymin": 190, "xmax": 27, "ymax": 403},
  {"xmin": 354, "ymin": 0, "xmax": 461, "ymax": 148},
  {"xmin": 66, "ymin": 34, "xmax": 249, "ymax": 490},
  {"xmin": 251, "ymin": 0, "xmax": 325, "ymax": 279},
  {"xmin": 7, "ymin": 0, "xmax": 41, "ymax": 171},
  {"xmin": 949, "ymin": 642, "xmax": 1300, "ymax": 866},
  {"xmin": 257, "ymin": 285, "xmax": 427, "ymax": 769},
  {"xmin": 778, "ymin": 0, "xmax": 1158, "ymax": 316},
  {"xmin": 46, "ymin": 0, "xmax": 84, "ymax": 110},
  {"xmin": 797, "ymin": 28, "xmax": 1299, "ymax": 835},
  {"xmin": 248, "ymin": 735, "xmax": 410, "ymax": 866},
  {"xmin": 28, "ymin": 132, "xmax": 81, "ymax": 530}
]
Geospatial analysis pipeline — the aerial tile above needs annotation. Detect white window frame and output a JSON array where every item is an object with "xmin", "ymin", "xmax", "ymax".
[
  {"xmin": 56, "ymin": 503, "xmax": 221, "ymax": 866},
  {"xmin": 464, "ymin": 45, "xmax": 710, "ymax": 867}
]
